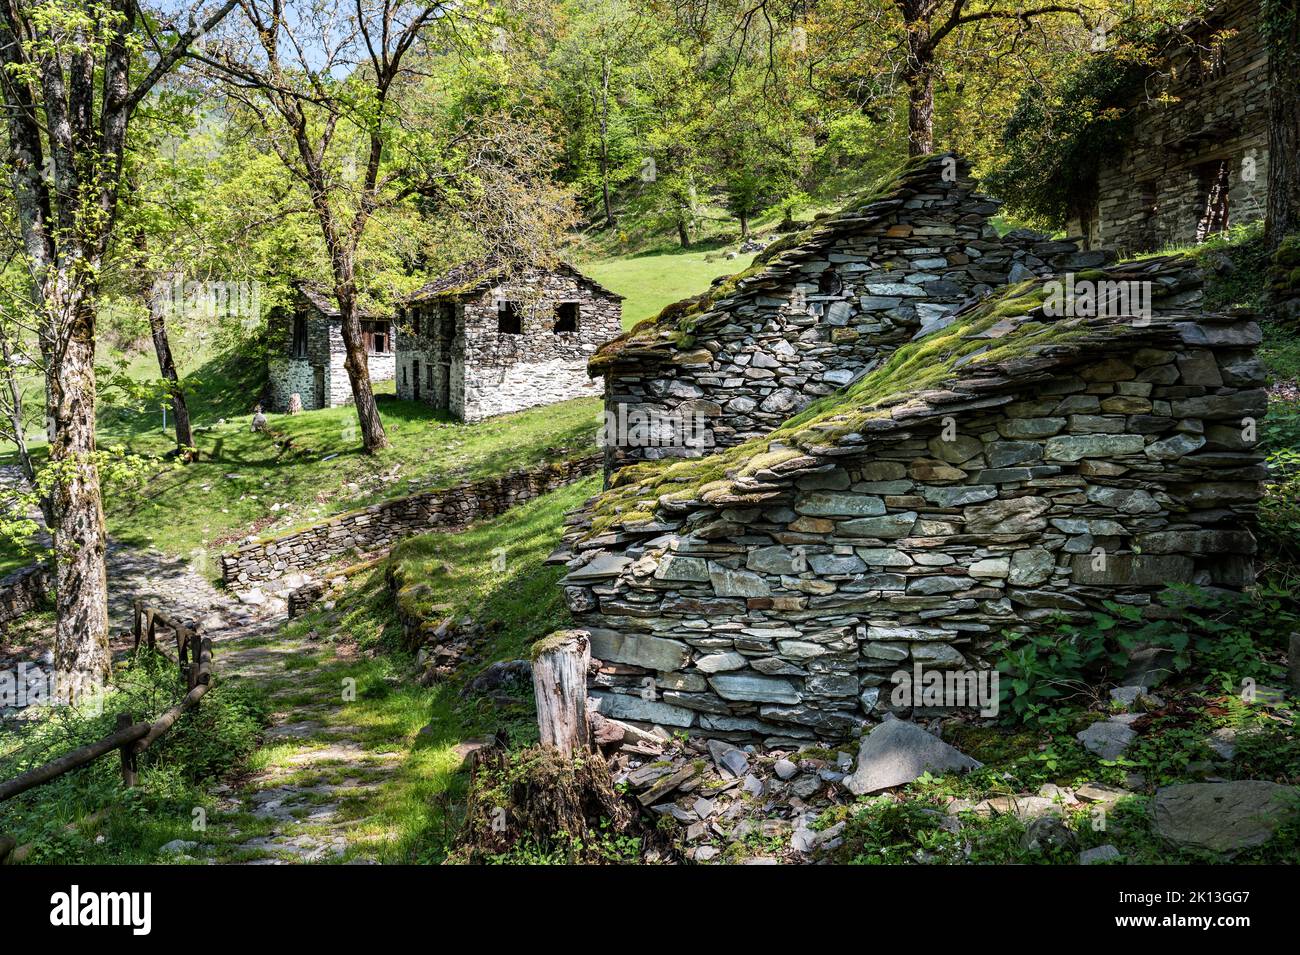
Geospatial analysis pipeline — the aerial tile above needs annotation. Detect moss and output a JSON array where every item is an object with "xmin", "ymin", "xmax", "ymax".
[{"xmin": 579, "ymin": 268, "xmax": 1141, "ymax": 538}]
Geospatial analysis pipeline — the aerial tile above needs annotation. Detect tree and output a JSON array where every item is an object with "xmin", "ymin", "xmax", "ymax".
[
  {"xmin": 889, "ymin": 1, "xmax": 1088, "ymax": 156},
  {"xmin": 0, "ymin": 0, "xmax": 235, "ymax": 690},
  {"xmin": 1264, "ymin": 0, "xmax": 1300, "ymax": 249},
  {"xmin": 210, "ymin": 0, "xmax": 474, "ymax": 454}
]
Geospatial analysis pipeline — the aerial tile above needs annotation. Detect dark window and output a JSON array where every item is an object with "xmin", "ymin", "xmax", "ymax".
[
  {"xmin": 412, "ymin": 309, "xmax": 421, "ymax": 338},
  {"xmin": 362, "ymin": 320, "xmax": 391, "ymax": 353},
  {"xmin": 292, "ymin": 314, "xmax": 308, "ymax": 358},
  {"xmin": 554, "ymin": 302, "xmax": 579, "ymax": 333},
  {"xmin": 497, "ymin": 301, "xmax": 522, "ymax": 335},
  {"xmin": 426, "ymin": 364, "xmax": 435, "ymax": 390},
  {"xmin": 438, "ymin": 302, "xmax": 456, "ymax": 346}
]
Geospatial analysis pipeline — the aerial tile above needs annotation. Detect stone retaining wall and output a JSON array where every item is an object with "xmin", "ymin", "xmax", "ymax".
[
  {"xmin": 0, "ymin": 563, "xmax": 52, "ymax": 628},
  {"xmin": 221, "ymin": 454, "xmax": 601, "ymax": 586}
]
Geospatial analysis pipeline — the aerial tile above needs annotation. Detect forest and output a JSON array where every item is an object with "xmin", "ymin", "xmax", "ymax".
[{"xmin": 0, "ymin": 0, "xmax": 1297, "ymax": 901}]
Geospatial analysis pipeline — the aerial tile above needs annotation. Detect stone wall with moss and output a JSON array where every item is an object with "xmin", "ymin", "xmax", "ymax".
[
  {"xmin": 590, "ymin": 155, "xmax": 1109, "ymax": 479},
  {"xmin": 560, "ymin": 259, "xmax": 1265, "ymax": 743},
  {"xmin": 221, "ymin": 454, "xmax": 601, "ymax": 586}
]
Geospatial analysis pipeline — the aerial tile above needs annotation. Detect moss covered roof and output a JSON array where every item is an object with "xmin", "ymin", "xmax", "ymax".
[
  {"xmin": 579, "ymin": 256, "xmax": 1205, "ymax": 539},
  {"xmin": 406, "ymin": 260, "xmax": 623, "ymax": 304},
  {"xmin": 588, "ymin": 152, "xmax": 971, "ymax": 373}
]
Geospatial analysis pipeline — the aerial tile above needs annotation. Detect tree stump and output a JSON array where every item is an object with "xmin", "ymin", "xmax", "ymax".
[
  {"xmin": 532, "ymin": 629, "xmax": 591, "ymax": 756},
  {"xmin": 288, "ymin": 393, "xmax": 303, "ymax": 415}
]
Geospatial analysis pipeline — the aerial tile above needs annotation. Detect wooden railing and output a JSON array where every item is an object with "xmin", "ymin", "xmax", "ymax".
[{"xmin": 0, "ymin": 600, "xmax": 214, "ymax": 863}]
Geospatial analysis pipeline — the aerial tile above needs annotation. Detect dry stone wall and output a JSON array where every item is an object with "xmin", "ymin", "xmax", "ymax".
[
  {"xmin": 221, "ymin": 454, "xmax": 601, "ymax": 586},
  {"xmin": 0, "ymin": 564, "xmax": 52, "ymax": 628},
  {"xmin": 398, "ymin": 267, "xmax": 622, "ymax": 422},
  {"xmin": 1077, "ymin": 0, "xmax": 1268, "ymax": 252},
  {"xmin": 560, "ymin": 259, "xmax": 1265, "ymax": 744},
  {"xmin": 592, "ymin": 156, "xmax": 1108, "ymax": 477}
]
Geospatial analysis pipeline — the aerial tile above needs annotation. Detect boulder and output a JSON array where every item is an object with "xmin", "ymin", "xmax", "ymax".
[
  {"xmin": 1152, "ymin": 781, "xmax": 1297, "ymax": 853},
  {"xmin": 843, "ymin": 720, "xmax": 982, "ymax": 795},
  {"xmin": 1076, "ymin": 720, "xmax": 1136, "ymax": 759}
]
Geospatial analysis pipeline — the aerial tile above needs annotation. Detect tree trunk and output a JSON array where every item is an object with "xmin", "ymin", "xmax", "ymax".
[
  {"xmin": 0, "ymin": 327, "xmax": 37, "ymax": 486},
  {"xmin": 677, "ymin": 216, "xmax": 691, "ymax": 248},
  {"xmin": 1266, "ymin": 0, "xmax": 1300, "ymax": 249},
  {"xmin": 905, "ymin": 61, "xmax": 935, "ymax": 157},
  {"xmin": 532, "ymin": 629, "xmax": 591, "ymax": 756},
  {"xmin": 739, "ymin": 211, "xmax": 750, "ymax": 239},
  {"xmin": 148, "ymin": 304, "xmax": 194, "ymax": 457},
  {"xmin": 43, "ymin": 290, "xmax": 111, "ymax": 693},
  {"xmin": 599, "ymin": 62, "xmax": 615, "ymax": 229},
  {"xmin": 333, "ymin": 274, "xmax": 388, "ymax": 453},
  {"xmin": 903, "ymin": 5, "xmax": 935, "ymax": 158}
]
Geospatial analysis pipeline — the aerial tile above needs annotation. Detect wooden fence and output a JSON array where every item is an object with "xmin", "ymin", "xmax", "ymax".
[{"xmin": 0, "ymin": 600, "xmax": 214, "ymax": 863}]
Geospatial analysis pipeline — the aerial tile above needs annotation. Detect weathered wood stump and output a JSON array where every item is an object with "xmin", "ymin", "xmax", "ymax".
[
  {"xmin": 531, "ymin": 629, "xmax": 590, "ymax": 756},
  {"xmin": 288, "ymin": 393, "xmax": 303, "ymax": 415}
]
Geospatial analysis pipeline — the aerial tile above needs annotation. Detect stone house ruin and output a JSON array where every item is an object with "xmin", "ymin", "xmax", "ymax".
[
  {"xmin": 558, "ymin": 258, "xmax": 1265, "ymax": 743},
  {"xmin": 1069, "ymin": 0, "xmax": 1268, "ymax": 252},
  {"xmin": 589, "ymin": 154, "xmax": 1109, "ymax": 478},
  {"xmin": 268, "ymin": 284, "xmax": 396, "ymax": 412},
  {"xmin": 396, "ymin": 262, "xmax": 623, "ymax": 422}
]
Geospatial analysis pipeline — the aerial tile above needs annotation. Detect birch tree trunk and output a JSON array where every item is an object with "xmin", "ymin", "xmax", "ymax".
[{"xmin": 43, "ymin": 290, "xmax": 111, "ymax": 689}]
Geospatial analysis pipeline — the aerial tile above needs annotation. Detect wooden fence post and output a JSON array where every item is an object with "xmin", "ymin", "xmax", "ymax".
[
  {"xmin": 117, "ymin": 713, "xmax": 138, "ymax": 788},
  {"xmin": 532, "ymin": 630, "xmax": 591, "ymax": 756}
]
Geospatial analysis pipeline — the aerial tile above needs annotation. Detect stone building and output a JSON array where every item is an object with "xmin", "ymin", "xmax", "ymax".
[
  {"xmin": 1069, "ymin": 0, "xmax": 1269, "ymax": 252},
  {"xmin": 267, "ymin": 284, "xmax": 396, "ymax": 412},
  {"xmin": 396, "ymin": 262, "xmax": 623, "ymax": 422},
  {"xmin": 589, "ymin": 154, "xmax": 1107, "ymax": 478},
  {"xmin": 558, "ymin": 258, "xmax": 1265, "ymax": 743}
]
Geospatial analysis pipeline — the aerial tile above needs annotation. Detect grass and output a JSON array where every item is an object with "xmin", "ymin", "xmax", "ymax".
[
  {"xmin": 217, "ymin": 479, "xmax": 592, "ymax": 863},
  {"xmin": 0, "ymin": 341, "xmax": 601, "ymax": 578},
  {"xmin": 576, "ymin": 247, "xmax": 736, "ymax": 330}
]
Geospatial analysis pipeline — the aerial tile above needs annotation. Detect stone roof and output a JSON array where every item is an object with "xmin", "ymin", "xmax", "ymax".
[
  {"xmin": 405, "ymin": 260, "xmax": 624, "ymax": 304},
  {"xmin": 571, "ymin": 255, "xmax": 1235, "ymax": 543},
  {"xmin": 588, "ymin": 153, "xmax": 1011, "ymax": 374},
  {"xmin": 295, "ymin": 283, "xmax": 391, "ymax": 320}
]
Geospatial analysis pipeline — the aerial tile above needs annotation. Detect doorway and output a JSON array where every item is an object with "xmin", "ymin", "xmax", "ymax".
[{"xmin": 413, "ymin": 359, "xmax": 421, "ymax": 401}]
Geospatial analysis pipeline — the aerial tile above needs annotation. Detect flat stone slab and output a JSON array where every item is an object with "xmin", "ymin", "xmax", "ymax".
[
  {"xmin": 1076, "ymin": 720, "xmax": 1136, "ymax": 759},
  {"xmin": 844, "ymin": 720, "xmax": 982, "ymax": 795},
  {"xmin": 1152, "ymin": 781, "xmax": 1298, "ymax": 854}
]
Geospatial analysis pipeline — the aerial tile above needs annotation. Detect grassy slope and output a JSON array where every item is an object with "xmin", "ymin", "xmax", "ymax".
[
  {"xmin": 0, "ymin": 339, "xmax": 600, "ymax": 576},
  {"xmin": 577, "ymin": 247, "xmax": 735, "ymax": 330}
]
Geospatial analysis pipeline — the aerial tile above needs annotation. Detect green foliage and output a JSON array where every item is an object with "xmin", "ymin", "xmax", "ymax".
[
  {"xmin": 987, "ymin": 49, "xmax": 1149, "ymax": 229},
  {"xmin": 0, "ymin": 652, "xmax": 267, "ymax": 863},
  {"xmin": 996, "ymin": 585, "xmax": 1298, "ymax": 727}
]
